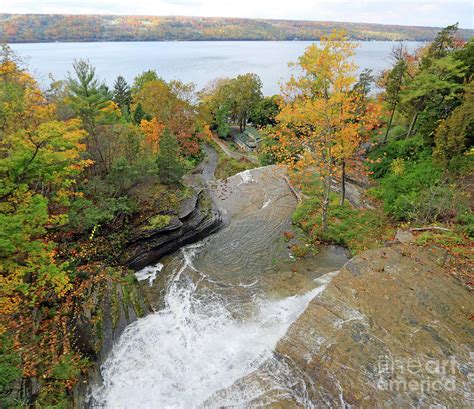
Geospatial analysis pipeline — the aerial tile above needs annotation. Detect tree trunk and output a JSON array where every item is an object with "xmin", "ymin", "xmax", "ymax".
[
  {"xmin": 407, "ymin": 111, "xmax": 418, "ymax": 138},
  {"xmin": 383, "ymin": 104, "xmax": 397, "ymax": 143},
  {"xmin": 339, "ymin": 160, "xmax": 346, "ymax": 206},
  {"xmin": 322, "ymin": 180, "xmax": 330, "ymax": 232},
  {"xmin": 322, "ymin": 148, "xmax": 332, "ymax": 232}
]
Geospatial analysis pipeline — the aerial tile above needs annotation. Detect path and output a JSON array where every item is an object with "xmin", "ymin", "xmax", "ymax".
[{"xmin": 211, "ymin": 134, "xmax": 259, "ymax": 164}]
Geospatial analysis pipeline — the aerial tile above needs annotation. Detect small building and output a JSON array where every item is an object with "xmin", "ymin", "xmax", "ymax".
[{"xmin": 234, "ymin": 126, "xmax": 262, "ymax": 151}]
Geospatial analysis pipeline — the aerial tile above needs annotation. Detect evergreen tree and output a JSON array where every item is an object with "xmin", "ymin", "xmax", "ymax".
[
  {"xmin": 132, "ymin": 102, "xmax": 147, "ymax": 124},
  {"xmin": 156, "ymin": 129, "xmax": 184, "ymax": 184},
  {"xmin": 353, "ymin": 68, "xmax": 374, "ymax": 97},
  {"xmin": 99, "ymin": 83, "xmax": 113, "ymax": 100},
  {"xmin": 67, "ymin": 59, "xmax": 111, "ymax": 174},
  {"xmin": 424, "ymin": 23, "xmax": 459, "ymax": 63},
  {"xmin": 113, "ymin": 75, "xmax": 132, "ymax": 112},
  {"xmin": 215, "ymin": 104, "xmax": 230, "ymax": 137},
  {"xmin": 383, "ymin": 59, "xmax": 408, "ymax": 142},
  {"xmin": 433, "ymin": 81, "xmax": 474, "ymax": 170}
]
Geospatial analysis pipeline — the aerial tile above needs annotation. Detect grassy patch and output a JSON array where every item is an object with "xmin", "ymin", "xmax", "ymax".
[
  {"xmin": 292, "ymin": 193, "xmax": 394, "ymax": 255},
  {"xmin": 142, "ymin": 214, "xmax": 172, "ymax": 231},
  {"xmin": 209, "ymin": 139, "xmax": 257, "ymax": 179},
  {"xmin": 215, "ymin": 156, "xmax": 255, "ymax": 179}
]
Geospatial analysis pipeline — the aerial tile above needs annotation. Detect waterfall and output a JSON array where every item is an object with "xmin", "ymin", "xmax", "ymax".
[{"xmin": 91, "ymin": 242, "xmax": 335, "ymax": 408}]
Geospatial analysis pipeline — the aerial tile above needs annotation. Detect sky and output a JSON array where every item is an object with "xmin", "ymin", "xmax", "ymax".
[{"xmin": 1, "ymin": 0, "xmax": 473, "ymax": 29}]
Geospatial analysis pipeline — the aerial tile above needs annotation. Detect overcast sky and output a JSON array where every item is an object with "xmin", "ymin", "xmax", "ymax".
[{"xmin": 1, "ymin": 0, "xmax": 473, "ymax": 29}]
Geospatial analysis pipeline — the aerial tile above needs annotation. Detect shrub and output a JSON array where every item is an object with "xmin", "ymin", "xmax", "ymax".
[
  {"xmin": 215, "ymin": 157, "xmax": 254, "ymax": 179},
  {"xmin": 68, "ymin": 195, "xmax": 137, "ymax": 232},
  {"xmin": 377, "ymin": 158, "xmax": 443, "ymax": 220},
  {"xmin": 456, "ymin": 211, "xmax": 474, "ymax": 237},
  {"xmin": 290, "ymin": 244, "xmax": 310, "ymax": 257},
  {"xmin": 292, "ymin": 194, "xmax": 392, "ymax": 254},
  {"xmin": 368, "ymin": 135, "xmax": 429, "ymax": 178}
]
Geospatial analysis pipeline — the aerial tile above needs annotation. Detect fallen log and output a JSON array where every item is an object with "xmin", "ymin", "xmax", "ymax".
[
  {"xmin": 283, "ymin": 175, "xmax": 303, "ymax": 202},
  {"xmin": 409, "ymin": 226, "xmax": 451, "ymax": 232}
]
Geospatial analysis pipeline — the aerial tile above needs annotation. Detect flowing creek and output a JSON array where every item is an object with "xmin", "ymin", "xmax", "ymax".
[{"xmin": 90, "ymin": 163, "xmax": 349, "ymax": 408}]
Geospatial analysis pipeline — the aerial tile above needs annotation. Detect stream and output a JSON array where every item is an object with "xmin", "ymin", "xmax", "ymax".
[{"xmin": 90, "ymin": 154, "xmax": 349, "ymax": 408}]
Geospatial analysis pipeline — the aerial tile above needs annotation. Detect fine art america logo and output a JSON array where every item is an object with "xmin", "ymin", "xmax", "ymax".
[{"xmin": 375, "ymin": 354, "xmax": 473, "ymax": 404}]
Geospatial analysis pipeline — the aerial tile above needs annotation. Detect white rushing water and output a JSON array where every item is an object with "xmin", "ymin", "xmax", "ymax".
[
  {"xmin": 135, "ymin": 262, "xmax": 164, "ymax": 286},
  {"xmin": 91, "ymin": 242, "xmax": 335, "ymax": 408}
]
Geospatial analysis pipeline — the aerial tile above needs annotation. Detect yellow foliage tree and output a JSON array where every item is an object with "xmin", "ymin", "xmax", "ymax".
[
  {"xmin": 0, "ymin": 48, "xmax": 91, "ymax": 387},
  {"xmin": 140, "ymin": 117, "xmax": 166, "ymax": 154},
  {"xmin": 274, "ymin": 31, "xmax": 381, "ymax": 230}
]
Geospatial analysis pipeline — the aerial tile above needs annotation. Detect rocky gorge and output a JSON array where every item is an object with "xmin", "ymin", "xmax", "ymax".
[{"xmin": 77, "ymin": 145, "xmax": 472, "ymax": 408}]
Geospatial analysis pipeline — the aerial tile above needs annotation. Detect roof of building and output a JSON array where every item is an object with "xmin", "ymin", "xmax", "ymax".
[
  {"xmin": 244, "ymin": 126, "xmax": 262, "ymax": 139},
  {"xmin": 235, "ymin": 131, "xmax": 257, "ymax": 148}
]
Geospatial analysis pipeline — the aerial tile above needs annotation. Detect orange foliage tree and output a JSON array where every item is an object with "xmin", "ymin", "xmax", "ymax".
[{"xmin": 132, "ymin": 78, "xmax": 202, "ymax": 156}]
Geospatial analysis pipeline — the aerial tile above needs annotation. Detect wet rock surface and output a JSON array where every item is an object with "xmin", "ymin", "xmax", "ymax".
[
  {"xmin": 72, "ymin": 277, "xmax": 151, "ymax": 408},
  {"xmin": 276, "ymin": 244, "xmax": 473, "ymax": 407}
]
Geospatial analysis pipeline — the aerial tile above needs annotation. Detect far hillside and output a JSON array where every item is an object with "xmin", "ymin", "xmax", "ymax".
[{"xmin": 0, "ymin": 14, "xmax": 473, "ymax": 43}]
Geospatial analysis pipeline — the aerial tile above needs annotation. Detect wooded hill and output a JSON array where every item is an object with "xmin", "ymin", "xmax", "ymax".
[{"xmin": 1, "ymin": 14, "xmax": 473, "ymax": 43}]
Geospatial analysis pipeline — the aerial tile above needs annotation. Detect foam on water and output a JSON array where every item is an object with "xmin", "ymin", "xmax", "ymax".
[
  {"xmin": 135, "ymin": 262, "xmax": 164, "ymax": 286},
  {"xmin": 91, "ymin": 244, "xmax": 334, "ymax": 408}
]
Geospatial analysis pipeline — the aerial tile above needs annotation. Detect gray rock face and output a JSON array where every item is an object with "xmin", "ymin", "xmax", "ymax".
[
  {"xmin": 276, "ymin": 244, "xmax": 472, "ymax": 407},
  {"xmin": 122, "ymin": 188, "xmax": 223, "ymax": 271},
  {"xmin": 72, "ymin": 277, "xmax": 150, "ymax": 408}
]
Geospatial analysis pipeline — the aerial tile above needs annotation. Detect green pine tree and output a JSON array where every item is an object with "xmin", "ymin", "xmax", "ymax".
[
  {"xmin": 132, "ymin": 102, "xmax": 147, "ymax": 124},
  {"xmin": 156, "ymin": 129, "xmax": 185, "ymax": 184},
  {"xmin": 113, "ymin": 75, "xmax": 132, "ymax": 112}
]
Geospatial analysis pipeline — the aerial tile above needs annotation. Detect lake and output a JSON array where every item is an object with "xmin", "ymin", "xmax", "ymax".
[{"xmin": 10, "ymin": 41, "xmax": 422, "ymax": 95}]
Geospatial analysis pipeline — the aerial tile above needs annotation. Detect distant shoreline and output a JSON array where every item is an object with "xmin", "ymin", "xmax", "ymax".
[
  {"xmin": 2, "ymin": 14, "xmax": 472, "ymax": 44},
  {"xmin": 8, "ymin": 39, "xmax": 428, "ymax": 45}
]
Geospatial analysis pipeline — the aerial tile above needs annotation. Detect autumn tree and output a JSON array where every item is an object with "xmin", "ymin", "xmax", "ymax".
[
  {"xmin": 199, "ymin": 75, "xmax": 263, "ymax": 133},
  {"xmin": 131, "ymin": 69, "xmax": 160, "ymax": 96},
  {"xmin": 0, "ymin": 48, "xmax": 91, "ymax": 403},
  {"xmin": 230, "ymin": 73, "xmax": 263, "ymax": 132},
  {"xmin": 198, "ymin": 77, "xmax": 233, "ymax": 133},
  {"xmin": 132, "ymin": 78, "xmax": 201, "ymax": 156},
  {"xmin": 275, "ymin": 31, "xmax": 380, "ymax": 229},
  {"xmin": 141, "ymin": 117, "xmax": 165, "ymax": 153}
]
